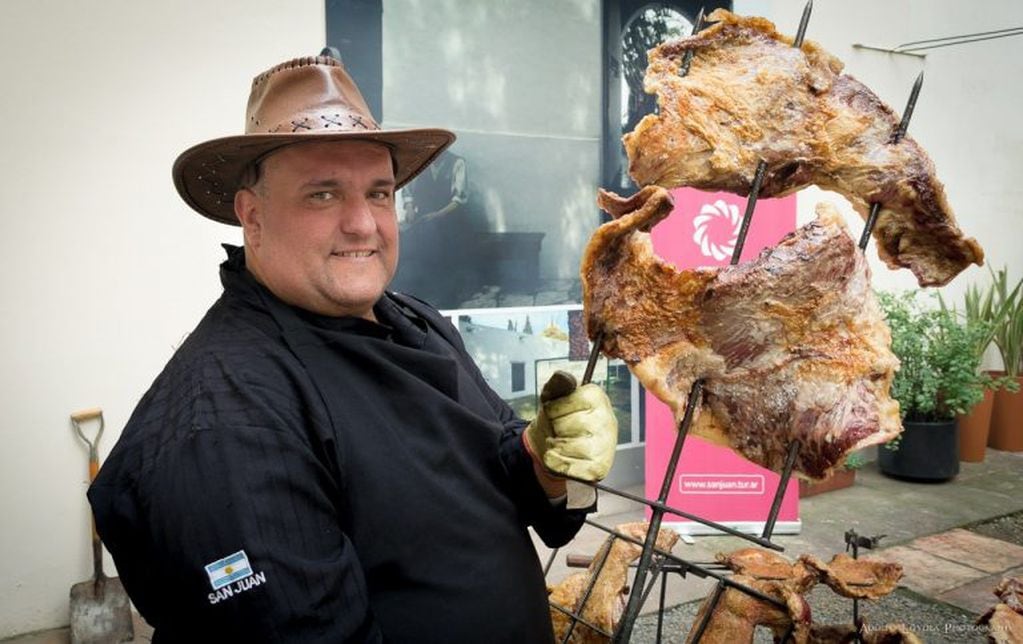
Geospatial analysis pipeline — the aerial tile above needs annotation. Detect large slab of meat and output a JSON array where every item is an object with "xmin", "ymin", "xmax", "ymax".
[
  {"xmin": 582, "ymin": 187, "xmax": 901, "ymax": 480},
  {"xmin": 685, "ymin": 574, "xmax": 812, "ymax": 644},
  {"xmin": 548, "ymin": 522, "xmax": 679, "ymax": 643},
  {"xmin": 624, "ymin": 9, "xmax": 983, "ymax": 287},
  {"xmin": 699, "ymin": 548, "xmax": 913, "ymax": 643}
]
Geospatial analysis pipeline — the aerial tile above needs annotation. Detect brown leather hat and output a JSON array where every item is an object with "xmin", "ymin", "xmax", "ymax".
[{"xmin": 173, "ymin": 55, "xmax": 455, "ymax": 225}]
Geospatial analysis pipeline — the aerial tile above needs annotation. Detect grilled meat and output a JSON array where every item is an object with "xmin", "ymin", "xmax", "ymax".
[
  {"xmin": 624, "ymin": 9, "xmax": 983, "ymax": 287},
  {"xmin": 684, "ymin": 575, "xmax": 812, "ymax": 644},
  {"xmin": 582, "ymin": 187, "xmax": 900, "ymax": 480},
  {"xmin": 549, "ymin": 522, "xmax": 680, "ymax": 643},
  {"xmin": 798, "ymin": 553, "xmax": 903, "ymax": 600},
  {"xmin": 977, "ymin": 577, "xmax": 1023, "ymax": 644},
  {"xmin": 717, "ymin": 548, "xmax": 816, "ymax": 591}
]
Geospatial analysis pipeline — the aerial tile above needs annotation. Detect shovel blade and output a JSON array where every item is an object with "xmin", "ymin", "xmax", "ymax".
[{"xmin": 69, "ymin": 577, "xmax": 134, "ymax": 644}]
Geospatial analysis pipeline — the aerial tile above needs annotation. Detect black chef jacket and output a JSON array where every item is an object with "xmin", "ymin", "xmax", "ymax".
[{"xmin": 88, "ymin": 245, "xmax": 587, "ymax": 643}]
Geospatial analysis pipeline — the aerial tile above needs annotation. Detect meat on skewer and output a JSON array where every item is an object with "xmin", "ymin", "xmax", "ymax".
[
  {"xmin": 625, "ymin": 9, "xmax": 983, "ymax": 287},
  {"xmin": 582, "ymin": 187, "xmax": 900, "ymax": 480},
  {"xmin": 548, "ymin": 522, "xmax": 680, "ymax": 643}
]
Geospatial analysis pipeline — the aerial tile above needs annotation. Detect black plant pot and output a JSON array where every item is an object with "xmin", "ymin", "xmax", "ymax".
[{"xmin": 878, "ymin": 419, "xmax": 960, "ymax": 481}]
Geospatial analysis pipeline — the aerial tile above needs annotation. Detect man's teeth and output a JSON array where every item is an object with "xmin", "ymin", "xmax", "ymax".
[{"xmin": 336, "ymin": 250, "xmax": 374, "ymax": 258}]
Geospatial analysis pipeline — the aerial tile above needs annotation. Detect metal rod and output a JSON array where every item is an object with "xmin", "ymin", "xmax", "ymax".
[
  {"xmin": 548, "ymin": 602, "xmax": 613, "ymax": 640},
  {"xmin": 575, "ymin": 480, "xmax": 784, "ymax": 550},
  {"xmin": 897, "ymin": 25, "xmax": 1023, "ymax": 49},
  {"xmin": 581, "ymin": 331, "xmax": 603, "ymax": 384},
  {"xmin": 613, "ymin": 380, "xmax": 705, "ymax": 643},
  {"xmin": 858, "ymin": 202, "xmax": 882, "ymax": 251},
  {"xmin": 543, "ymin": 547, "xmax": 559, "ymax": 576},
  {"xmin": 780, "ymin": 621, "xmax": 797, "ymax": 644},
  {"xmin": 689, "ymin": 580, "xmax": 727, "ymax": 644},
  {"xmin": 678, "ymin": 6, "xmax": 706, "ymax": 76},
  {"xmin": 579, "ymin": 519, "xmax": 787, "ymax": 592},
  {"xmin": 851, "ymin": 43, "xmax": 927, "ymax": 59},
  {"xmin": 761, "ymin": 441, "xmax": 800, "ymax": 539},
  {"xmin": 851, "ymin": 538, "xmax": 862, "ymax": 644},
  {"xmin": 731, "ymin": 159, "xmax": 769, "ymax": 265},
  {"xmin": 892, "ymin": 71, "xmax": 925, "ymax": 143},
  {"xmin": 656, "ymin": 569, "xmax": 668, "ymax": 643},
  {"xmin": 561, "ymin": 536, "xmax": 614, "ymax": 644},
  {"xmin": 899, "ymin": 29, "xmax": 1023, "ymax": 53},
  {"xmin": 859, "ymin": 72, "xmax": 925, "ymax": 250},
  {"xmin": 582, "ymin": 520, "xmax": 676, "ymax": 562},
  {"xmin": 792, "ymin": 0, "xmax": 813, "ymax": 48}
]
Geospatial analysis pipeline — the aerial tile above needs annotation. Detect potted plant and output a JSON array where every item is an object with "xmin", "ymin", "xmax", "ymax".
[
  {"xmin": 939, "ymin": 269, "xmax": 1021, "ymax": 461},
  {"xmin": 876, "ymin": 291, "xmax": 989, "ymax": 481},
  {"xmin": 989, "ymin": 268, "xmax": 1023, "ymax": 451},
  {"xmin": 799, "ymin": 452, "xmax": 865, "ymax": 498}
]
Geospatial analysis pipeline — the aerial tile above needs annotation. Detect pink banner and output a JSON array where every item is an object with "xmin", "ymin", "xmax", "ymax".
[{"xmin": 644, "ymin": 188, "xmax": 801, "ymax": 535}]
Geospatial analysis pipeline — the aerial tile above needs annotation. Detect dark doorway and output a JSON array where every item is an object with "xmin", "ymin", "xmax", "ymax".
[
  {"xmin": 601, "ymin": 0, "xmax": 731, "ymax": 193},
  {"xmin": 325, "ymin": 0, "xmax": 383, "ymax": 119}
]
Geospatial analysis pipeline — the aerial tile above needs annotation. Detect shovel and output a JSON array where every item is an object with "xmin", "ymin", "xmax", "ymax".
[{"xmin": 69, "ymin": 407, "xmax": 134, "ymax": 644}]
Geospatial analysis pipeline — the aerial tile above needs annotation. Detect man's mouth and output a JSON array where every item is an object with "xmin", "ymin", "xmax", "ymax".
[{"xmin": 333, "ymin": 250, "xmax": 375, "ymax": 258}]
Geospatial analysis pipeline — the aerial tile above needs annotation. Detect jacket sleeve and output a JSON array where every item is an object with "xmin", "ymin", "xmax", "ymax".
[
  {"xmin": 89, "ymin": 420, "xmax": 383, "ymax": 643},
  {"xmin": 394, "ymin": 296, "xmax": 591, "ymax": 547}
]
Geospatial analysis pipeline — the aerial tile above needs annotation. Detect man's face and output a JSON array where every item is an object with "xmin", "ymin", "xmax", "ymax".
[{"xmin": 234, "ymin": 140, "xmax": 398, "ymax": 320}]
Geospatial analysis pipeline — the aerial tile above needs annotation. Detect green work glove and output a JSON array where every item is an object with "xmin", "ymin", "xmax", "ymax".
[{"xmin": 524, "ymin": 371, "xmax": 618, "ymax": 482}]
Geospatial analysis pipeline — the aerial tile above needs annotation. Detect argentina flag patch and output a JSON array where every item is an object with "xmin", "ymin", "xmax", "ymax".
[{"xmin": 205, "ymin": 550, "xmax": 253, "ymax": 590}]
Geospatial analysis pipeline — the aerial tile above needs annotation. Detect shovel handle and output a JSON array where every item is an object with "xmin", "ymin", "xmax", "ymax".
[
  {"xmin": 71, "ymin": 408, "xmax": 104, "ymax": 466},
  {"xmin": 70, "ymin": 407, "xmax": 103, "ymax": 423},
  {"xmin": 71, "ymin": 408, "xmax": 107, "ymax": 580}
]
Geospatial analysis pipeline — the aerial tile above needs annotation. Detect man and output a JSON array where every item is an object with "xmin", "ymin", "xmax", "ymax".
[
  {"xmin": 88, "ymin": 55, "xmax": 618, "ymax": 643},
  {"xmin": 392, "ymin": 149, "xmax": 476, "ymax": 307}
]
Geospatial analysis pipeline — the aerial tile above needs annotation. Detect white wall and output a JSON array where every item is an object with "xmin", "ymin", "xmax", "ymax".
[
  {"xmin": 2, "ymin": 0, "xmax": 1023, "ymax": 637},
  {"xmin": 736, "ymin": 0, "xmax": 1023, "ymax": 370},
  {"xmin": 0, "ymin": 0, "xmax": 323, "ymax": 635}
]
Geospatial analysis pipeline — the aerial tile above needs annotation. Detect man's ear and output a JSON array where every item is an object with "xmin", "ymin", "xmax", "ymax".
[{"xmin": 234, "ymin": 188, "xmax": 262, "ymax": 247}]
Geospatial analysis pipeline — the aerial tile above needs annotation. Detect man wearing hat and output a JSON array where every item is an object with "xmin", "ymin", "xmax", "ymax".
[{"xmin": 88, "ymin": 55, "xmax": 618, "ymax": 642}]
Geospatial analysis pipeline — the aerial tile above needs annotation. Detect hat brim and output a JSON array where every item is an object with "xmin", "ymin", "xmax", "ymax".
[{"xmin": 172, "ymin": 128, "xmax": 456, "ymax": 225}]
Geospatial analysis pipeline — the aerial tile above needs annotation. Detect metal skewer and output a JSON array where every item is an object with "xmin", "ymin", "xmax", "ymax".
[
  {"xmin": 581, "ymin": 5, "xmax": 713, "ymax": 386},
  {"xmin": 613, "ymin": 380, "xmax": 705, "ymax": 643},
  {"xmin": 859, "ymin": 70, "xmax": 925, "ymax": 249},
  {"xmin": 731, "ymin": 159, "xmax": 769, "ymax": 264},
  {"xmin": 679, "ymin": 7, "xmax": 706, "ymax": 76},
  {"xmin": 793, "ymin": 0, "xmax": 814, "ymax": 48}
]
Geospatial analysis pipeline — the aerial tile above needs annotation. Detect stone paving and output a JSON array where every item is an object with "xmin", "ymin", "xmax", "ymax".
[{"xmin": 536, "ymin": 447, "xmax": 1023, "ymax": 638}]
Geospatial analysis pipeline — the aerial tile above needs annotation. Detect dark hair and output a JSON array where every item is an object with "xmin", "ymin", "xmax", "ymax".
[{"xmin": 237, "ymin": 160, "xmax": 263, "ymax": 193}]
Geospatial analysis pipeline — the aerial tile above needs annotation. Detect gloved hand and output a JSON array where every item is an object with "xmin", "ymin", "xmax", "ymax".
[{"xmin": 524, "ymin": 371, "xmax": 618, "ymax": 482}]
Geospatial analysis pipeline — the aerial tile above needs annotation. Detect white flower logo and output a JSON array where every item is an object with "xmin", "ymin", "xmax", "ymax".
[{"xmin": 692, "ymin": 199, "xmax": 741, "ymax": 261}]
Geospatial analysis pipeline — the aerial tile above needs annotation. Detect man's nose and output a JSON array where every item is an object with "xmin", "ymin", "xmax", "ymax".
[{"xmin": 339, "ymin": 199, "xmax": 377, "ymax": 235}]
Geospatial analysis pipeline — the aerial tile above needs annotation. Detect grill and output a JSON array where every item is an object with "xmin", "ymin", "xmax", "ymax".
[{"xmin": 546, "ymin": 3, "xmax": 925, "ymax": 641}]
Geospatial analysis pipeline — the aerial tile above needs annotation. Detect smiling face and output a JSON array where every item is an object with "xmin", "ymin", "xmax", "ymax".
[{"xmin": 234, "ymin": 140, "xmax": 398, "ymax": 320}]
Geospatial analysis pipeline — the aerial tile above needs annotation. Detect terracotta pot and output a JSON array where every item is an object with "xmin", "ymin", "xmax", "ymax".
[
  {"xmin": 799, "ymin": 468, "xmax": 856, "ymax": 498},
  {"xmin": 989, "ymin": 376, "xmax": 1023, "ymax": 452},
  {"xmin": 958, "ymin": 388, "xmax": 995, "ymax": 462}
]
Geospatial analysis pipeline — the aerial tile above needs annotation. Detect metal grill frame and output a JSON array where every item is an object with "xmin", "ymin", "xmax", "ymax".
[{"xmin": 544, "ymin": 2, "xmax": 926, "ymax": 641}]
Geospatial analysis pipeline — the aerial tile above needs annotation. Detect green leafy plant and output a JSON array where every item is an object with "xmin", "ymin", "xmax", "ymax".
[
  {"xmin": 842, "ymin": 452, "xmax": 867, "ymax": 470},
  {"xmin": 989, "ymin": 267, "xmax": 1023, "ymax": 378},
  {"xmin": 878, "ymin": 290, "xmax": 990, "ymax": 423},
  {"xmin": 938, "ymin": 267, "xmax": 1021, "ymax": 393}
]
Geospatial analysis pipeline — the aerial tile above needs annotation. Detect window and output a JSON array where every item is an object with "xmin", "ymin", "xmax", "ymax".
[{"xmin": 511, "ymin": 362, "xmax": 526, "ymax": 393}]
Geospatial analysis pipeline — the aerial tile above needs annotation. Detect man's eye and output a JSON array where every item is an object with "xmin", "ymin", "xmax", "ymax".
[
  {"xmin": 309, "ymin": 191, "xmax": 334, "ymax": 202},
  {"xmin": 370, "ymin": 191, "xmax": 393, "ymax": 202}
]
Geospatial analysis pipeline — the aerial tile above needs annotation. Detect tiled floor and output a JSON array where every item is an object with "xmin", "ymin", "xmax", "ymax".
[{"xmin": 872, "ymin": 530, "xmax": 1023, "ymax": 615}]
